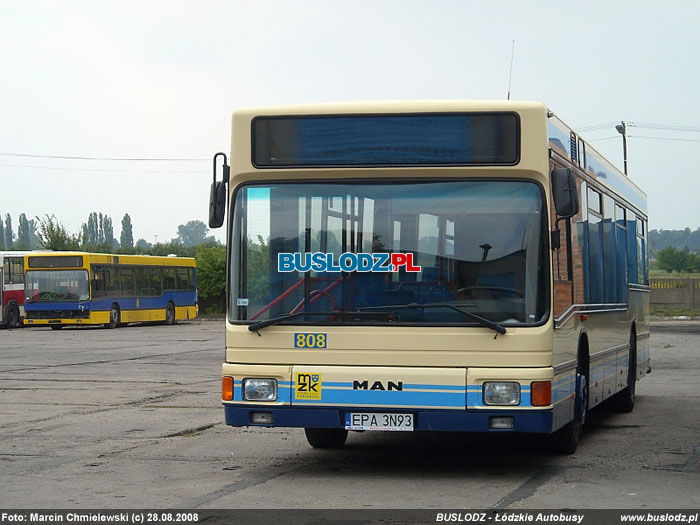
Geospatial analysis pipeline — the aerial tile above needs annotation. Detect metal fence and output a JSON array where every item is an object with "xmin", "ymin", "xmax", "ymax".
[{"xmin": 650, "ymin": 277, "xmax": 700, "ymax": 309}]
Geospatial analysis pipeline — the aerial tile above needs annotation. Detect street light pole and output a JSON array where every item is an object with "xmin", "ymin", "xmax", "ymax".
[{"xmin": 615, "ymin": 121, "xmax": 628, "ymax": 176}]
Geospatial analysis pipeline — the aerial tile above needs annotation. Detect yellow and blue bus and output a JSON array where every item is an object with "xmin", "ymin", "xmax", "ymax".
[
  {"xmin": 23, "ymin": 252, "xmax": 197, "ymax": 329},
  {"xmin": 210, "ymin": 101, "xmax": 649, "ymax": 453}
]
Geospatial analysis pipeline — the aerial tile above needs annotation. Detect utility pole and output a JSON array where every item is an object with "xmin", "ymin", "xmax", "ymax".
[{"xmin": 615, "ymin": 121, "xmax": 628, "ymax": 176}]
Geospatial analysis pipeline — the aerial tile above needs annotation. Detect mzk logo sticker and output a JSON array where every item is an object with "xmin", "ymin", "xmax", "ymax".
[{"xmin": 295, "ymin": 373, "xmax": 322, "ymax": 400}]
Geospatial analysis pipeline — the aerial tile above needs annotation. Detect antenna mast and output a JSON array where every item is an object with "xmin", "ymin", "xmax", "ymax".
[{"xmin": 507, "ymin": 39, "xmax": 515, "ymax": 100}]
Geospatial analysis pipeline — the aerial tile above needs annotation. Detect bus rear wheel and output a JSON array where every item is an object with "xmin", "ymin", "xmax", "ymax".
[
  {"xmin": 105, "ymin": 304, "xmax": 120, "ymax": 329},
  {"xmin": 609, "ymin": 332, "xmax": 636, "ymax": 413},
  {"xmin": 6, "ymin": 303, "xmax": 20, "ymax": 328},
  {"xmin": 304, "ymin": 428, "xmax": 348, "ymax": 449},
  {"xmin": 165, "ymin": 302, "xmax": 176, "ymax": 325}
]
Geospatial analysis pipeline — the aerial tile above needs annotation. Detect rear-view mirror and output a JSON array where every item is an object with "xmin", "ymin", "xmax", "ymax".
[
  {"xmin": 209, "ymin": 152, "xmax": 229, "ymax": 229},
  {"xmin": 551, "ymin": 168, "xmax": 580, "ymax": 219}
]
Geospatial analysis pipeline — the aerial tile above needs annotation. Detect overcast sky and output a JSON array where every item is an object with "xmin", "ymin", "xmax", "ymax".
[{"xmin": 1, "ymin": 0, "xmax": 698, "ymax": 245}]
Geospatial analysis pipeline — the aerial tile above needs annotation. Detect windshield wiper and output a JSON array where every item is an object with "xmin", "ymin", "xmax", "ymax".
[
  {"xmin": 358, "ymin": 302, "xmax": 506, "ymax": 338},
  {"xmin": 248, "ymin": 310, "xmax": 384, "ymax": 333}
]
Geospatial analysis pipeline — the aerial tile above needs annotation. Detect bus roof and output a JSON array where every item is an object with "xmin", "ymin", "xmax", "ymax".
[
  {"xmin": 233, "ymin": 99, "xmax": 548, "ymax": 117},
  {"xmin": 23, "ymin": 252, "xmax": 196, "ymax": 269}
]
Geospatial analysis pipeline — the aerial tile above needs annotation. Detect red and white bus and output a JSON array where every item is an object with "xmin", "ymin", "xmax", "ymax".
[{"xmin": 1, "ymin": 251, "xmax": 33, "ymax": 328}]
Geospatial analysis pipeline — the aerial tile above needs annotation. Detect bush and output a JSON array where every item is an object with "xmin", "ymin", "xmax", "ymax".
[{"xmin": 196, "ymin": 245, "xmax": 227, "ymax": 313}]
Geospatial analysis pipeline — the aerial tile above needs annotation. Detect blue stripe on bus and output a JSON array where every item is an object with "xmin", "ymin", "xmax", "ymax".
[
  {"xmin": 25, "ymin": 291, "xmax": 197, "ymax": 312},
  {"xmin": 318, "ymin": 381, "xmax": 466, "ymax": 392},
  {"xmin": 231, "ymin": 379, "xmax": 575, "ymax": 408},
  {"xmin": 292, "ymin": 389, "xmax": 464, "ymax": 408}
]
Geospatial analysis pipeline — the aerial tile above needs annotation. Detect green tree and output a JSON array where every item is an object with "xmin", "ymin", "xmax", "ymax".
[
  {"xmin": 147, "ymin": 241, "xmax": 198, "ymax": 257},
  {"xmin": 36, "ymin": 215, "xmax": 81, "ymax": 250},
  {"xmin": 17, "ymin": 213, "xmax": 32, "ymax": 249},
  {"xmin": 686, "ymin": 251, "xmax": 700, "ymax": 273},
  {"xmin": 656, "ymin": 246, "xmax": 693, "ymax": 273},
  {"xmin": 134, "ymin": 238, "xmax": 151, "ymax": 252},
  {"xmin": 175, "ymin": 220, "xmax": 216, "ymax": 247},
  {"xmin": 196, "ymin": 244, "xmax": 227, "ymax": 313},
  {"xmin": 4, "ymin": 213, "xmax": 13, "ymax": 248},
  {"xmin": 82, "ymin": 212, "xmax": 99, "ymax": 245},
  {"xmin": 121, "ymin": 214, "xmax": 134, "ymax": 249},
  {"xmin": 81, "ymin": 212, "xmax": 116, "ymax": 252},
  {"xmin": 103, "ymin": 215, "xmax": 115, "ymax": 249}
]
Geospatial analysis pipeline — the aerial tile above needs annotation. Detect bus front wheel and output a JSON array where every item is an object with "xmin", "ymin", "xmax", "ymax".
[
  {"xmin": 105, "ymin": 305, "xmax": 120, "ymax": 329},
  {"xmin": 304, "ymin": 428, "xmax": 348, "ymax": 449},
  {"xmin": 550, "ymin": 354, "xmax": 588, "ymax": 454}
]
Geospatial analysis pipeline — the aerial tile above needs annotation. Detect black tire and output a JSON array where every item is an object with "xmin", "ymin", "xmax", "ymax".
[
  {"xmin": 6, "ymin": 303, "xmax": 20, "ymax": 329},
  {"xmin": 304, "ymin": 428, "xmax": 348, "ymax": 449},
  {"xmin": 105, "ymin": 304, "xmax": 120, "ymax": 329},
  {"xmin": 550, "ymin": 355, "xmax": 588, "ymax": 454},
  {"xmin": 50, "ymin": 325, "xmax": 63, "ymax": 330},
  {"xmin": 165, "ymin": 302, "xmax": 176, "ymax": 325},
  {"xmin": 609, "ymin": 332, "xmax": 636, "ymax": 413}
]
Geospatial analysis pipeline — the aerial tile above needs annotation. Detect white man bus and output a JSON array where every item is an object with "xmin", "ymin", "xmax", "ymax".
[{"xmin": 209, "ymin": 101, "xmax": 649, "ymax": 454}]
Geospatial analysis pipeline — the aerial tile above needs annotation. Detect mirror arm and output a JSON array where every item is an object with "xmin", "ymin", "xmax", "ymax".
[{"xmin": 550, "ymin": 227, "xmax": 561, "ymax": 251}]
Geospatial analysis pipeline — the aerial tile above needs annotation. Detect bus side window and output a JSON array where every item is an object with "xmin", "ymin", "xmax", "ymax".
[
  {"xmin": 602, "ymin": 194, "xmax": 617, "ymax": 302},
  {"xmin": 105, "ymin": 267, "xmax": 119, "ymax": 296},
  {"xmin": 176, "ymin": 268, "xmax": 189, "ymax": 290},
  {"xmin": 92, "ymin": 265, "xmax": 106, "ymax": 298},
  {"xmin": 637, "ymin": 218, "xmax": 647, "ymax": 284},
  {"xmin": 10, "ymin": 257, "xmax": 23, "ymax": 283},
  {"xmin": 586, "ymin": 187, "xmax": 604, "ymax": 303},
  {"xmin": 187, "ymin": 268, "xmax": 195, "ymax": 291},
  {"xmin": 150, "ymin": 268, "xmax": 163, "ymax": 296},
  {"xmin": 163, "ymin": 268, "xmax": 176, "ymax": 290},
  {"xmin": 120, "ymin": 268, "xmax": 135, "ymax": 296},
  {"xmin": 627, "ymin": 211, "xmax": 638, "ymax": 284},
  {"xmin": 134, "ymin": 268, "xmax": 147, "ymax": 296},
  {"xmin": 615, "ymin": 204, "xmax": 628, "ymax": 302}
]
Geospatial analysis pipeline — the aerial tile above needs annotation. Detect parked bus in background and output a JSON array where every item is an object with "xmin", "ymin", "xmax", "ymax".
[
  {"xmin": 23, "ymin": 252, "xmax": 197, "ymax": 329},
  {"xmin": 1, "ymin": 251, "xmax": 35, "ymax": 328},
  {"xmin": 209, "ymin": 100, "xmax": 649, "ymax": 453}
]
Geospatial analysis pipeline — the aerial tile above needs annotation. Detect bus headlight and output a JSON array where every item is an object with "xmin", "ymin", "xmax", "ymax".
[
  {"xmin": 242, "ymin": 378, "xmax": 278, "ymax": 402},
  {"xmin": 483, "ymin": 382, "xmax": 520, "ymax": 406}
]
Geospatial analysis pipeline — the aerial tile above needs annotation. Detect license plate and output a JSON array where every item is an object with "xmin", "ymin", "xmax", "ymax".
[{"xmin": 345, "ymin": 412, "xmax": 414, "ymax": 431}]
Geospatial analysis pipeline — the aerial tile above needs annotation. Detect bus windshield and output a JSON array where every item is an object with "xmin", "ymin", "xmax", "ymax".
[
  {"xmin": 231, "ymin": 180, "xmax": 549, "ymax": 326},
  {"xmin": 25, "ymin": 270, "xmax": 90, "ymax": 303}
]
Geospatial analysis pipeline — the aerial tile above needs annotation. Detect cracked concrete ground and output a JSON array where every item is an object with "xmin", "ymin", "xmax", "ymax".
[{"xmin": 0, "ymin": 320, "xmax": 698, "ymax": 509}]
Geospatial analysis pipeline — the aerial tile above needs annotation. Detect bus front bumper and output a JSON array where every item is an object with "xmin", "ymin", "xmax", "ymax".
[{"xmin": 223, "ymin": 404, "xmax": 553, "ymax": 433}]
